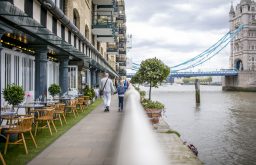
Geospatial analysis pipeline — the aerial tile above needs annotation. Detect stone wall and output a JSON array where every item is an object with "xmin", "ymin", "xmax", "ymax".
[{"xmin": 222, "ymin": 71, "xmax": 256, "ymax": 91}]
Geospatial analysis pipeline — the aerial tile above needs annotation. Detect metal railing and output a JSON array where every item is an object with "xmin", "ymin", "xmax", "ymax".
[{"xmin": 116, "ymin": 86, "xmax": 168, "ymax": 165}]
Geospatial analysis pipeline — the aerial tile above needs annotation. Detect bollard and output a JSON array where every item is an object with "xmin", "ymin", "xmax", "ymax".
[{"xmin": 195, "ymin": 79, "xmax": 200, "ymax": 104}]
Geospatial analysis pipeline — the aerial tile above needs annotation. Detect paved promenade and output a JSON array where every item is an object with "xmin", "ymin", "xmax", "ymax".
[{"xmin": 28, "ymin": 96, "xmax": 123, "ymax": 165}]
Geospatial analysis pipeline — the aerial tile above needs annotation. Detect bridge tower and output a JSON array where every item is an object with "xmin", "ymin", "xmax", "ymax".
[{"xmin": 223, "ymin": 0, "xmax": 256, "ymax": 91}]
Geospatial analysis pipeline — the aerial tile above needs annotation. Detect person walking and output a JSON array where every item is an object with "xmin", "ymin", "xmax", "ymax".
[
  {"xmin": 100, "ymin": 73, "xmax": 115, "ymax": 112},
  {"xmin": 117, "ymin": 80, "xmax": 127, "ymax": 112}
]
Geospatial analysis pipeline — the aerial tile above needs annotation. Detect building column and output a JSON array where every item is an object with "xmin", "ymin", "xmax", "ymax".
[
  {"xmin": 90, "ymin": 68, "xmax": 96, "ymax": 88},
  {"xmin": 0, "ymin": 32, "xmax": 4, "ymax": 111},
  {"xmin": 59, "ymin": 56, "xmax": 69, "ymax": 96},
  {"xmin": 34, "ymin": 47, "xmax": 48, "ymax": 100}
]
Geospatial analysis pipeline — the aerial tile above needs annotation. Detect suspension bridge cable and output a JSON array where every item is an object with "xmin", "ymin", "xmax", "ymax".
[{"xmin": 170, "ymin": 24, "xmax": 244, "ymax": 69}]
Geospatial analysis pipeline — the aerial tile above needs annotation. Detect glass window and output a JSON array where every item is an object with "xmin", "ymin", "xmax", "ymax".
[
  {"xmin": 68, "ymin": 66, "xmax": 77, "ymax": 90},
  {"xmin": 14, "ymin": 56, "xmax": 20, "ymax": 85},
  {"xmin": 5, "ymin": 53, "xmax": 11, "ymax": 88}
]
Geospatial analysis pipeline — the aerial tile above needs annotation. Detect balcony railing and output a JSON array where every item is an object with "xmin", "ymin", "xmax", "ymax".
[
  {"xmin": 92, "ymin": 11, "xmax": 114, "ymax": 28},
  {"xmin": 119, "ymin": 50, "xmax": 126, "ymax": 54}
]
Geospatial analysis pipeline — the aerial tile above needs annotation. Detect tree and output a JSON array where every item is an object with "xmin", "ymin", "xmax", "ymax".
[
  {"xmin": 137, "ymin": 57, "xmax": 170, "ymax": 100},
  {"xmin": 130, "ymin": 71, "xmax": 143, "ymax": 87},
  {"xmin": 48, "ymin": 84, "xmax": 61, "ymax": 98},
  {"xmin": 3, "ymin": 84, "xmax": 25, "ymax": 111}
]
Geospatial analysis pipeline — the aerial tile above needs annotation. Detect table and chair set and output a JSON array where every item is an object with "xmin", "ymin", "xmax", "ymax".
[{"xmin": 0, "ymin": 96, "xmax": 90, "ymax": 164}]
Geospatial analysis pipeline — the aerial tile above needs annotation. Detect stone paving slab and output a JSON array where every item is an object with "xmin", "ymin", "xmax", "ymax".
[{"xmin": 28, "ymin": 96, "xmax": 123, "ymax": 165}]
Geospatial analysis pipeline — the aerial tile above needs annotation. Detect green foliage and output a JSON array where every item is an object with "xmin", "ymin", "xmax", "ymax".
[
  {"xmin": 139, "ymin": 57, "xmax": 170, "ymax": 88},
  {"xmin": 141, "ymin": 99, "xmax": 165, "ymax": 109},
  {"xmin": 3, "ymin": 84, "xmax": 25, "ymax": 107},
  {"xmin": 134, "ymin": 86, "xmax": 140, "ymax": 92},
  {"xmin": 84, "ymin": 85, "xmax": 95, "ymax": 100},
  {"xmin": 182, "ymin": 77, "xmax": 213, "ymax": 84},
  {"xmin": 164, "ymin": 130, "xmax": 181, "ymax": 137},
  {"xmin": 48, "ymin": 84, "xmax": 61, "ymax": 97},
  {"xmin": 130, "ymin": 71, "xmax": 143, "ymax": 85},
  {"xmin": 90, "ymin": 87, "xmax": 96, "ymax": 99},
  {"xmin": 139, "ymin": 90, "xmax": 146, "ymax": 97}
]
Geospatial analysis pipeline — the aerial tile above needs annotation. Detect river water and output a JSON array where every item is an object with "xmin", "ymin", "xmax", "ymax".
[{"xmin": 141, "ymin": 85, "xmax": 256, "ymax": 165}]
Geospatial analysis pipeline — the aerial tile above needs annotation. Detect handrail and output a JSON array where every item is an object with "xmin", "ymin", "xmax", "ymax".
[{"xmin": 116, "ymin": 85, "xmax": 168, "ymax": 165}]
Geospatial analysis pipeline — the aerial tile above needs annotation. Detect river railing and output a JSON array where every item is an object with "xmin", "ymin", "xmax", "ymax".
[{"xmin": 115, "ymin": 85, "xmax": 168, "ymax": 165}]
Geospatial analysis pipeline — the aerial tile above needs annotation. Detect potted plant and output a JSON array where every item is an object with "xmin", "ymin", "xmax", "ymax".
[
  {"xmin": 141, "ymin": 99, "xmax": 165, "ymax": 124},
  {"xmin": 48, "ymin": 84, "xmax": 61, "ymax": 99},
  {"xmin": 2, "ymin": 84, "xmax": 25, "ymax": 111},
  {"xmin": 90, "ymin": 87, "xmax": 96, "ymax": 101},
  {"xmin": 84, "ymin": 85, "xmax": 92, "ymax": 103}
]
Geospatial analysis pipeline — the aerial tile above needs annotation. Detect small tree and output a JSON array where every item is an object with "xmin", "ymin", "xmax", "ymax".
[
  {"xmin": 138, "ymin": 57, "xmax": 170, "ymax": 100},
  {"xmin": 48, "ymin": 84, "xmax": 61, "ymax": 98},
  {"xmin": 3, "ymin": 84, "xmax": 25, "ymax": 110},
  {"xmin": 130, "ymin": 71, "xmax": 143, "ymax": 87}
]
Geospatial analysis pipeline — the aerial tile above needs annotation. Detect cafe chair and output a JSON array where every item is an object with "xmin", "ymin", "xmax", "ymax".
[
  {"xmin": 65, "ymin": 99, "xmax": 79, "ymax": 118},
  {"xmin": 34, "ymin": 108, "xmax": 57, "ymax": 136},
  {"xmin": 54, "ymin": 103, "xmax": 67, "ymax": 126},
  {"xmin": 77, "ymin": 97, "xmax": 86, "ymax": 113},
  {"xmin": 4, "ymin": 116, "xmax": 37, "ymax": 155}
]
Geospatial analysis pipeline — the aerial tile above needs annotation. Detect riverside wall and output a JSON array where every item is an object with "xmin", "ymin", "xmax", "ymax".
[
  {"xmin": 154, "ymin": 119, "xmax": 203, "ymax": 165},
  {"xmin": 222, "ymin": 71, "xmax": 256, "ymax": 92}
]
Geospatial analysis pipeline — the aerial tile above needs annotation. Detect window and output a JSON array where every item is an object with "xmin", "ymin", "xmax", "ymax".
[
  {"xmin": 68, "ymin": 66, "xmax": 78, "ymax": 90},
  {"xmin": 61, "ymin": 25, "xmax": 65, "ymax": 39},
  {"xmin": 22, "ymin": 57, "xmax": 34, "ymax": 91},
  {"xmin": 5, "ymin": 53, "xmax": 11, "ymax": 88},
  {"xmin": 14, "ymin": 56, "xmax": 20, "ymax": 85},
  {"xmin": 85, "ymin": 25, "xmax": 89, "ymax": 39},
  {"xmin": 74, "ymin": 36, "xmax": 77, "ymax": 48},
  {"xmin": 24, "ymin": 0, "xmax": 33, "ymax": 17},
  {"xmin": 40, "ymin": 6, "xmax": 47, "ymax": 27},
  {"xmin": 73, "ymin": 9, "xmax": 80, "ymax": 29},
  {"xmin": 68, "ymin": 31, "xmax": 71, "ymax": 44},
  {"xmin": 52, "ymin": 17, "xmax": 57, "ymax": 35}
]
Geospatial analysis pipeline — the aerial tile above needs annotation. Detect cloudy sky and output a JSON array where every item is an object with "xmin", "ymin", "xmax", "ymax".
[{"xmin": 125, "ymin": 0, "xmax": 241, "ymax": 72}]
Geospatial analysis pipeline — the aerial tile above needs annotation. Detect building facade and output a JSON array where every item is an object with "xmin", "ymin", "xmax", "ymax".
[
  {"xmin": 0, "ymin": 0, "xmax": 127, "ymax": 106},
  {"xmin": 223, "ymin": 0, "xmax": 256, "ymax": 90}
]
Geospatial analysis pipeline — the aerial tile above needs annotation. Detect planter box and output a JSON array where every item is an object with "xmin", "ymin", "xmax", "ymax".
[{"xmin": 145, "ymin": 109, "xmax": 162, "ymax": 124}]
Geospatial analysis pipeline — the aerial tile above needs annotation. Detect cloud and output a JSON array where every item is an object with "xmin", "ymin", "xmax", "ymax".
[{"xmin": 126, "ymin": 0, "xmax": 233, "ymax": 71}]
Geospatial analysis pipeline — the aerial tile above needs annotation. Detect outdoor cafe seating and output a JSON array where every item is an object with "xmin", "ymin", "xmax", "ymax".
[
  {"xmin": 54, "ymin": 103, "xmax": 67, "ymax": 126},
  {"xmin": 3, "ymin": 115, "xmax": 37, "ymax": 155},
  {"xmin": 34, "ymin": 108, "xmax": 57, "ymax": 136}
]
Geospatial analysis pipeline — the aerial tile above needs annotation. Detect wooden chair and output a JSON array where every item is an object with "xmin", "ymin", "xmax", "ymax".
[
  {"xmin": 4, "ymin": 116, "xmax": 37, "ymax": 155},
  {"xmin": 54, "ymin": 103, "xmax": 67, "ymax": 126},
  {"xmin": 0, "ymin": 127, "xmax": 6, "ymax": 165},
  {"xmin": 65, "ymin": 99, "xmax": 79, "ymax": 118},
  {"xmin": 77, "ymin": 97, "xmax": 86, "ymax": 113},
  {"xmin": 34, "ymin": 108, "xmax": 57, "ymax": 136}
]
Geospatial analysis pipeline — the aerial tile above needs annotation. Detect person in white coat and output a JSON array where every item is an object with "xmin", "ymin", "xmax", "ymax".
[{"xmin": 100, "ymin": 73, "xmax": 115, "ymax": 112}]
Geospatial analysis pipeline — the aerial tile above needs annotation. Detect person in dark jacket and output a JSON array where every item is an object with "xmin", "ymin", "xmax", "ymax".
[{"xmin": 117, "ymin": 80, "xmax": 127, "ymax": 112}]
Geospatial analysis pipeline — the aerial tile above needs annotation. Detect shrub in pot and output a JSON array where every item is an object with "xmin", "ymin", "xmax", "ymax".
[
  {"xmin": 48, "ymin": 84, "xmax": 61, "ymax": 99},
  {"xmin": 141, "ymin": 99, "xmax": 165, "ymax": 124},
  {"xmin": 3, "ymin": 84, "xmax": 25, "ymax": 111}
]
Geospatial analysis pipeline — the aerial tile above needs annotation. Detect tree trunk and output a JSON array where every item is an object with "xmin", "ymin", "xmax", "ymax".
[{"xmin": 149, "ymin": 82, "xmax": 152, "ymax": 100}]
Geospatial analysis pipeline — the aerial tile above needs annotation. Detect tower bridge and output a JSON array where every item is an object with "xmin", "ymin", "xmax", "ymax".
[{"xmin": 129, "ymin": 0, "xmax": 256, "ymax": 91}]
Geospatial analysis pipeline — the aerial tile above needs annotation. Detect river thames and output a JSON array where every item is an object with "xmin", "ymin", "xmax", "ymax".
[{"xmin": 142, "ymin": 85, "xmax": 256, "ymax": 165}]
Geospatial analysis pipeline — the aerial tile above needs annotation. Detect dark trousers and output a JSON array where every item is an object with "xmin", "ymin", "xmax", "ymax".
[{"xmin": 118, "ymin": 96, "xmax": 124, "ymax": 111}]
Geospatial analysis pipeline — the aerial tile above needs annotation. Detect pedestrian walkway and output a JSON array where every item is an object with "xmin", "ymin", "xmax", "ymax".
[{"xmin": 28, "ymin": 96, "xmax": 123, "ymax": 165}]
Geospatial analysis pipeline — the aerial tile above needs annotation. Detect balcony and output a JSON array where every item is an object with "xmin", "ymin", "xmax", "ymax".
[
  {"xmin": 118, "ymin": 62, "xmax": 126, "ymax": 66},
  {"xmin": 116, "ymin": 13, "xmax": 126, "ymax": 22},
  {"xmin": 93, "ymin": 0, "xmax": 114, "ymax": 5},
  {"xmin": 116, "ymin": 55, "xmax": 126, "ymax": 62},
  {"xmin": 117, "ymin": 68, "xmax": 127, "ymax": 76},
  {"xmin": 119, "ymin": 37, "xmax": 126, "ymax": 43},
  {"xmin": 119, "ymin": 50, "xmax": 126, "ymax": 54},
  {"xmin": 92, "ymin": 11, "xmax": 116, "ymax": 42},
  {"xmin": 107, "ymin": 43, "xmax": 118, "ymax": 54},
  {"xmin": 119, "ymin": 43, "xmax": 126, "ymax": 49}
]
